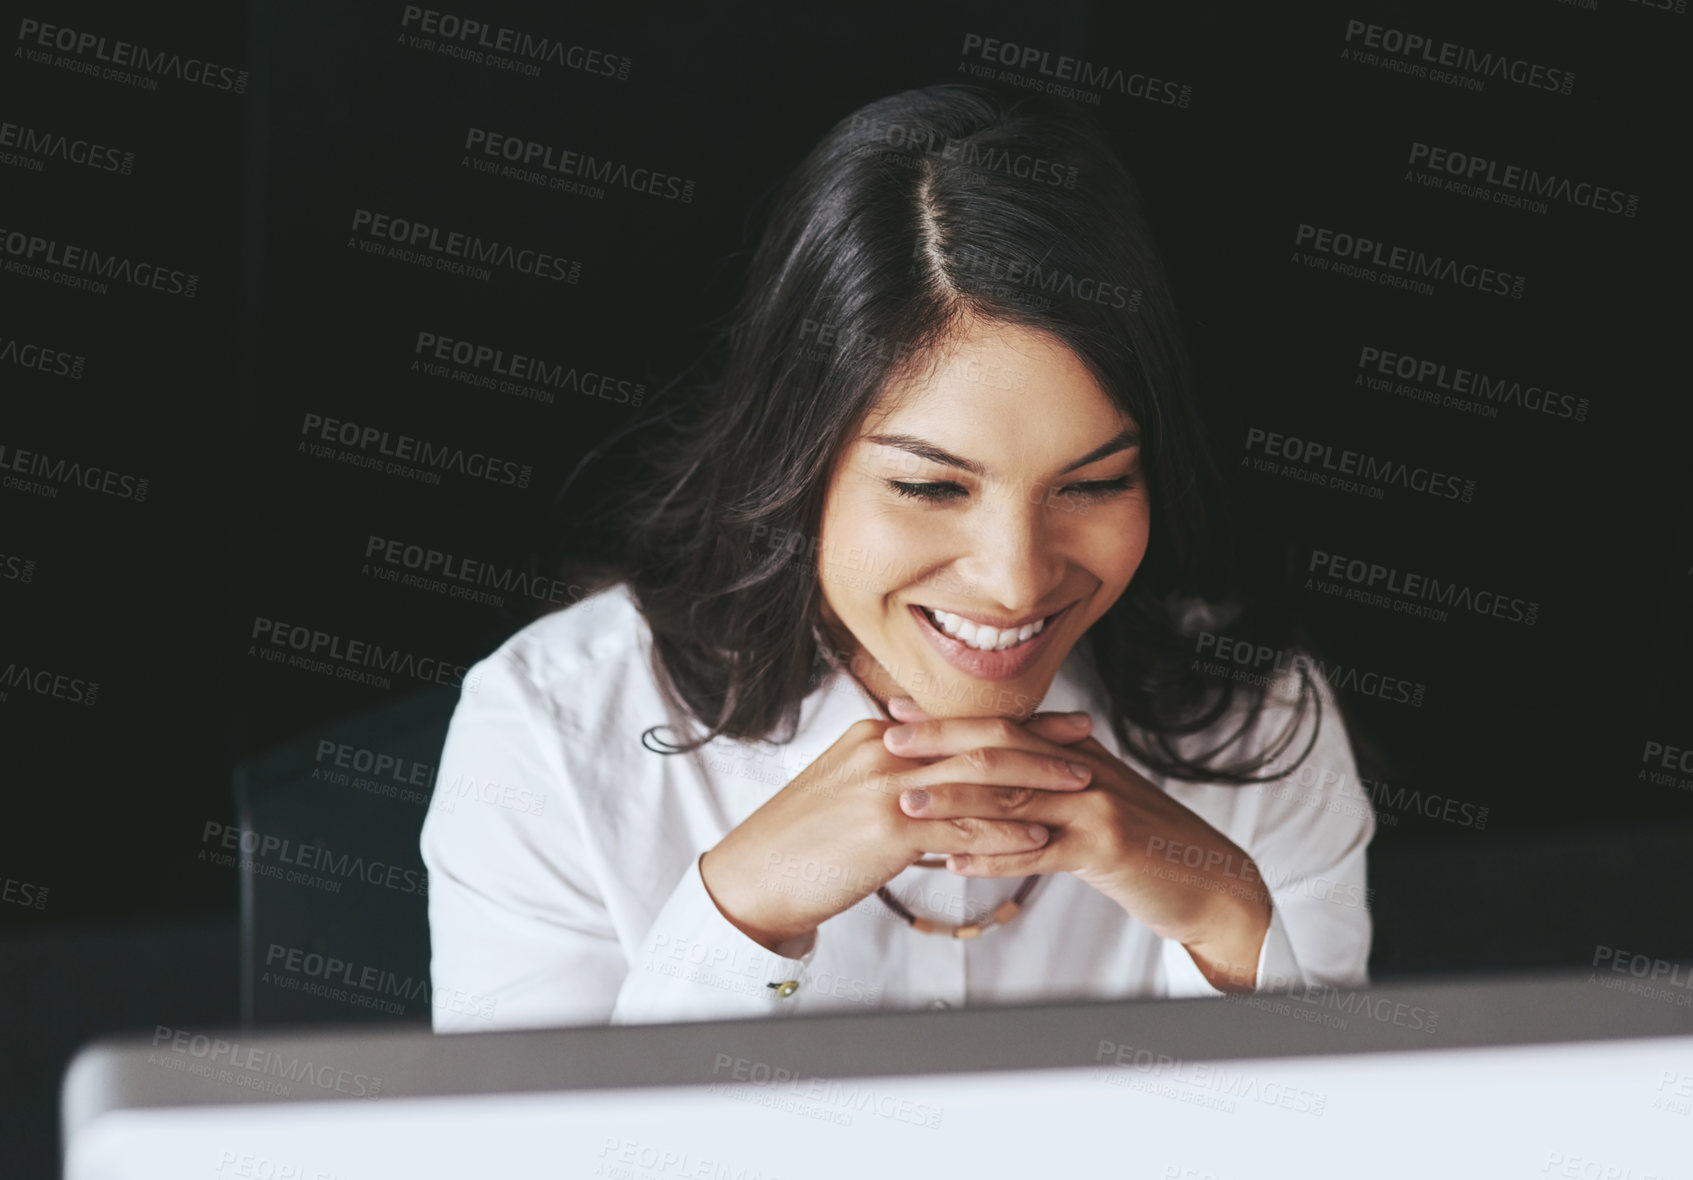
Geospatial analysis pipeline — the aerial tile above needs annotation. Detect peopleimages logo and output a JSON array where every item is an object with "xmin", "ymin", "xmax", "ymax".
[
  {"xmin": 1407, "ymin": 142, "xmax": 1640, "ymax": 219},
  {"xmin": 0, "ymin": 553, "xmax": 38, "ymax": 583},
  {"xmin": 463, "ymin": 128, "xmax": 694, "ymax": 202},
  {"xmin": 0, "ymin": 118, "xmax": 135, "ymax": 176},
  {"xmin": 249, "ymin": 614, "xmax": 475, "ymax": 691},
  {"xmin": 0, "ymin": 441, "xmax": 149, "ymax": 502},
  {"xmin": 1243, "ymin": 426, "xmax": 1476, "ymax": 504},
  {"xmin": 1340, "ymin": 19, "xmax": 1574, "ymax": 96},
  {"xmin": 412, "ymin": 330, "xmax": 645, "ymax": 406},
  {"xmin": 847, "ymin": 114, "xmax": 1078, "ymax": 188},
  {"xmin": 364, "ymin": 533, "xmax": 586, "ymax": 608},
  {"xmin": 15, "ymin": 19, "xmax": 249, "ymax": 93},
  {"xmin": 0, "ymin": 662, "xmax": 99, "ymax": 706},
  {"xmin": 0, "ymin": 224, "xmax": 199, "ymax": 298},
  {"xmin": 1307, "ymin": 547, "xmax": 1540, "ymax": 626},
  {"xmin": 263, "ymin": 942, "xmax": 496, "ymax": 1020},
  {"xmin": 314, "ymin": 738, "xmax": 436, "ymax": 806},
  {"xmin": 298, "ymin": 411, "xmax": 532, "ymax": 489},
  {"xmin": 958, "ymin": 34, "xmax": 1192, "ymax": 108},
  {"xmin": 1294, "ymin": 223, "xmax": 1524, "ymax": 299},
  {"xmin": 1354, "ymin": 345, "xmax": 1588, "ymax": 422},
  {"xmin": 1639, "ymin": 740, "xmax": 1693, "ymax": 794},
  {"xmin": 398, "ymin": 6, "xmax": 632, "ymax": 81},
  {"xmin": 348, "ymin": 208, "xmax": 581, "ymax": 283},
  {"xmin": 1193, "ymin": 631, "xmax": 1427, "ymax": 708},
  {"xmin": 941, "ymin": 243, "xmax": 1140, "ymax": 310},
  {"xmin": 0, "ymin": 332, "xmax": 86, "ymax": 379},
  {"xmin": 149, "ymin": 1025, "xmax": 379, "ymax": 1099},
  {"xmin": 200, "ymin": 820, "xmax": 427, "ymax": 897}
]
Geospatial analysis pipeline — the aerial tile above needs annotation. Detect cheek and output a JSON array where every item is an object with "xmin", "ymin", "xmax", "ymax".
[
  {"xmin": 824, "ymin": 504, "xmax": 950, "ymax": 594},
  {"xmin": 1082, "ymin": 502, "xmax": 1152, "ymax": 585}
]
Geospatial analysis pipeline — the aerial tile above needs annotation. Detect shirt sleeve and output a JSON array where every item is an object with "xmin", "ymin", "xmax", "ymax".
[
  {"xmin": 420, "ymin": 646, "xmax": 821, "ymax": 1032},
  {"xmin": 611, "ymin": 854, "xmax": 821, "ymax": 1025},
  {"xmin": 1160, "ymin": 672, "xmax": 1377, "ymax": 998}
]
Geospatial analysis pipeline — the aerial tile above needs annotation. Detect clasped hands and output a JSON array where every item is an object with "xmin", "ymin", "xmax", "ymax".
[{"xmin": 880, "ymin": 697, "xmax": 1272, "ymax": 992}]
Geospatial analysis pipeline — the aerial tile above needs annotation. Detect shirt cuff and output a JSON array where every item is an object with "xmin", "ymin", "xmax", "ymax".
[
  {"xmin": 1160, "ymin": 903, "xmax": 1297, "ymax": 998},
  {"xmin": 610, "ymin": 853, "xmax": 818, "ymax": 1024}
]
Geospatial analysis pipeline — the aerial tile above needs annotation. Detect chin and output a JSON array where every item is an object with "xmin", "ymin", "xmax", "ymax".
[{"xmin": 909, "ymin": 667, "xmax": 1059, "ymax": 721}]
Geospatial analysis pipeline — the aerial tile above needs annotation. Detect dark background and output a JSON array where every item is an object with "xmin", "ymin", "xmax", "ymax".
[{"xmin": 2, "ymin": 0, "xmax": 1689, "ymax": 1174}]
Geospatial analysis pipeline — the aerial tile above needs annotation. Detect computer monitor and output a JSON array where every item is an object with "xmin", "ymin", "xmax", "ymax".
[{"xmin": 64, "ymin": 969, "xmax": 1693, "ymax": 1180}]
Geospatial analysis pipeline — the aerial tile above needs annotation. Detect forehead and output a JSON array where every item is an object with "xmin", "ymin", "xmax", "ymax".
[{"xmin": 860, "ymin": 319, "xmax": 1126, "ymax": 442}]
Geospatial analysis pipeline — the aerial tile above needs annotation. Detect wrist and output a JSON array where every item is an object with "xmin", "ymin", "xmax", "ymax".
[
  {"xmin": 1182, "ymin": 894, "xmax": 1272, "ymax": 993},
  {"xmin": 699, "ymin": 848, "xmax": 818, "ymax": 954}
]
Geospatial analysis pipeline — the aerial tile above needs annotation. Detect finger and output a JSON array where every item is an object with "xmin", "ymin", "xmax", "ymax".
[
  {"xmin": 883, "ymin": 712, "xmax": 1092, "ymax": 759},
  {"xmin": 947, "ymin": 847, "xmax": 1053, "ymax": 876},
  {"xmin": 898, "ymin": 746, "xmax": 1094, "ymax": 796},
  {"xmin": 1026, "ymin": 711, "xmax": 1094, "ymax": 745},
  {"xmin": 904, "ymin": 816, "xmax": 1052, "ymax": 857},
  {"xmin": 900, "ymin": 781, "xmax": 1082, "ymax": 822},
  {"xmin": 886, "ymin": 695, "xmax": 930, "ymax": 723}
]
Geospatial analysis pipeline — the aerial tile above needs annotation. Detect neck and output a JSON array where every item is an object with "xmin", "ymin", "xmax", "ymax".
[{"xmin": 818, "ymin": 614, "xmax": 900, "ymax": 718}]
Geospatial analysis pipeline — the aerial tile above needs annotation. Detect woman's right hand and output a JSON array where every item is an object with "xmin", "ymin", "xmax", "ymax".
[{"xmin": 699, "ymin": 709, "xmax": 1097, "ymax": 953}]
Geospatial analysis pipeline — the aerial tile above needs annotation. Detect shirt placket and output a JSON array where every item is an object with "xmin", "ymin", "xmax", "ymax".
[{"xmin": 899, "ymin": 864, "xmax": 968, "ymax": 1009}]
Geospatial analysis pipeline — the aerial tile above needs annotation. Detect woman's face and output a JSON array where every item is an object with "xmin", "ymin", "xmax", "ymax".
[{"xmin": 817, "ymin": 318, "xmax": 1151, "ymax": 719}]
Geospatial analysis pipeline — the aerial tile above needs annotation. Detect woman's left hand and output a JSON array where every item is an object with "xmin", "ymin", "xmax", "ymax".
[{"xmin": 882, "ymin": 702, "xmax": 1272, "ymax": 992}]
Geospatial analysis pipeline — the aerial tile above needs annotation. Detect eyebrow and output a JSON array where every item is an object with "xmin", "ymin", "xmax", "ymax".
[{"xmin": 864, "ymin": 425, "xmax": 1141, "ymax": 477}]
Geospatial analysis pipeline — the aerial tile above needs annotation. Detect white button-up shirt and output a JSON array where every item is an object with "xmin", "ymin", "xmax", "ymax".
[{"xmin": 420, "ymin": 584, "xmax": 1375, "ymax": 1032}]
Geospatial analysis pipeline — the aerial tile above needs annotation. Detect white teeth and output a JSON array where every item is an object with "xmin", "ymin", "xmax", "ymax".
[{"xmin": 924, "ymin": 608, "xmax": 1047, "ymax": 652}]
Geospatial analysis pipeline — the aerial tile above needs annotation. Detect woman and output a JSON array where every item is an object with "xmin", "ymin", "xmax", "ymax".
[{"xmin": 420, "ymin": 84, "xmax": 1375, "ymax": 1032}]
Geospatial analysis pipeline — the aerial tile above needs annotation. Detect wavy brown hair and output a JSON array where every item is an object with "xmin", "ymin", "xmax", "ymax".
[{"xmin": 595, "ymin": 83, "xmax": 1325, "ymax": 783}]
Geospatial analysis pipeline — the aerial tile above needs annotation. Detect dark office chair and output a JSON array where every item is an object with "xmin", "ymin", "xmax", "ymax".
[{"xmin": 234, "ymin": 687, "xmax": 456, "ymax": 1027}]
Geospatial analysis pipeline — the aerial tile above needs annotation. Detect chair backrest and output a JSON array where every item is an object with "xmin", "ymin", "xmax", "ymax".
[{"xmin": 234, "ymin": 687, "xmax": 458, "ymax": 1027}]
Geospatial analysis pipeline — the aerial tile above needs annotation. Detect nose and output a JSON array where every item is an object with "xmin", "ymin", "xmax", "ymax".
[{"xmin": 952, "ymin": 494, "xmax": 1066, "ymax": 620}]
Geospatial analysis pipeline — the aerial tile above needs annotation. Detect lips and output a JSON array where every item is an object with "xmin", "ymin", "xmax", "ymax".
[{"xmin": 908, "ymin": 601, "xmax": 1073, "ymax": 682}]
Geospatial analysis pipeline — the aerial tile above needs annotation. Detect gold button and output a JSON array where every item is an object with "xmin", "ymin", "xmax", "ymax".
[{"xmin": 768, "ymin": 980, "xmax": 800, "ymax": 998}]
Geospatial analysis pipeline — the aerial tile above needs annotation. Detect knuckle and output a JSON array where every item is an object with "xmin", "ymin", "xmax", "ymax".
[
  {"xmin": 963, "ymin": 746, "xmax": 998, "ymax": 776},
  {"xmin": 988, "ymin": 718, "xmax": 1021, "ymax": 744},
  {"xmin": 995, "ymin": 785, "xmax": 1033, "ymax": 811},
  {"xmin": 946, "ymin": 817, "xmax": 979, "ymax": 841}
]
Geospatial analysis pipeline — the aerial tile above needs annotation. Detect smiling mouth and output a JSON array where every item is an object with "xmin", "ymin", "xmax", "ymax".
[{"xmin": 915, "ymin": 605, "xmax": 1065, "ymax": 652}]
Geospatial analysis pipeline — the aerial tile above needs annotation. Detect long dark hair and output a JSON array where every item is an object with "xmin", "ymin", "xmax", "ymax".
[{"xmin": 600, "ymin": 83, "xmax": 1323, "ymax": 784}]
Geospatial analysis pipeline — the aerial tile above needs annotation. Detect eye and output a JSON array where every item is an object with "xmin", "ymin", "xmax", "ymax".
[
  {"xmin": 889, "ymin": 475, "xmax": 1139, "ymax": 503},
  {"xmin": 888, "ymin": 480, "xmax": 967, "ymax": 502},
  {"xmin": 1063, "ymin": 475, "xmax": 1138, "ymax": 498}
]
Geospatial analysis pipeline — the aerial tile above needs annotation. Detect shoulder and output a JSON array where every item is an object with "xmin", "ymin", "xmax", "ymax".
[
  {"xmin": 1228, "ymin": 664, "xmax": 1374, "ymax": 850},
  {"xmin": 1141, "ymin": 661, "xmax": 1365, "ymax": 830},
  {"xmin": 493, "ymin": 581, "xmax": 647, "ymax": 676},
  {"xmin": 462, "ymin": 582, "xmax": 658, "ymax": 734}
]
